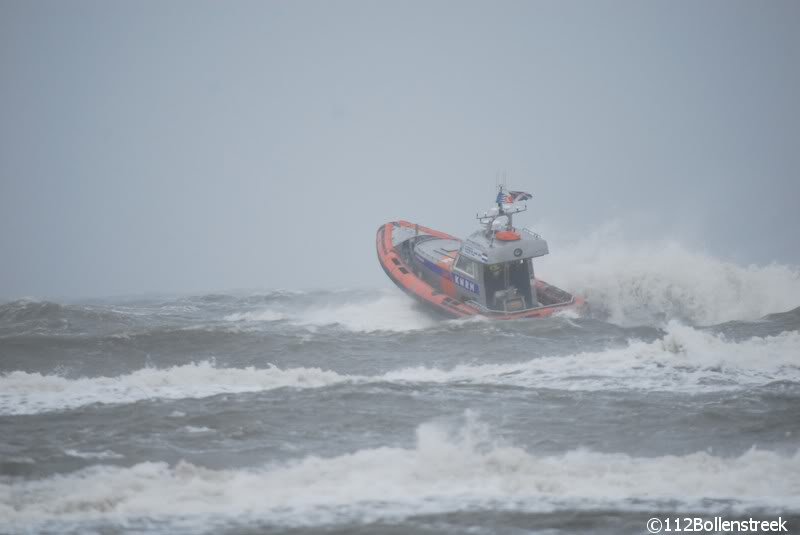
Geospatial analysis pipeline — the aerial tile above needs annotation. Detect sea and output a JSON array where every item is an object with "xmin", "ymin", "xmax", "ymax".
[{"xmin": 1, "ymin": 239, "xmax": 800, "ymax": 534}]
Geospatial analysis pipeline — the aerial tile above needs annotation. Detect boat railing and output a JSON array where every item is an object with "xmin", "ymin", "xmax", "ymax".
[{"xmin": 520, "ymin": 227, "xmax": 543, "ymax": 240}]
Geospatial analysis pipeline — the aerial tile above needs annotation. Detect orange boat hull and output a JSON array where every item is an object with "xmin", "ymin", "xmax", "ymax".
[{"xmin": 377, "ymin": 221, "xmax": 583, "ymax": 319}]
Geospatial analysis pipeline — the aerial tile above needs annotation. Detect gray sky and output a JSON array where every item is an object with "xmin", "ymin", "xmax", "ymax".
[{"xmin": 1, "ymin": 0, "xmax": 798, "ymax": 299}]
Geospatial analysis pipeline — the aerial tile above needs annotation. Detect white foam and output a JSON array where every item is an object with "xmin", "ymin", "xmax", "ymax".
[
  {"xmin": 180, "ymin": 426, "xmax": 213, "ymax": 434},
  {"xmin": 289, "ymin": 292, "xmax": 436, "ymax": 333},
  {"xmin": 3, "ymin": 415, "xmax": 798, "ymax": 531},
  {"xmin": 2, "ymin": 324, "xmax": 798, "ymax": 415},
  {"xmin": 63, "ymin": 449, "xmax": 124, "ymax": 460},
  {"xmin": 219, "ymin": 230, "xmax": 800, "ymax": 330},
  {"xmin": 222, "ymin": 291, "xmax": 434, "ymax": 333},
  {"xmin": 383, "ymin": 321, "xmax": 800, "ymax": 392},
  {"xmin": 223, "ymin": 310, "xmax": 286, "ymax": 322},
  {"xmin": 536, "ymin": 225, "xmax": 800, "ymax": 326},
  {"xmin": 0, "ymin": 361, "xmax": 351, "ymax": 416}
]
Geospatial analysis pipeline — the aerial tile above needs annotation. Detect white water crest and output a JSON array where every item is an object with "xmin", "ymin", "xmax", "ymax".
[
  {"xmin": 290, "ymin": 292, "xmax": 436, "ymax": 332},
  {"xmin": 1, "ymin": 323, "xmax": 798, "ymax": 415},
  {"xmin": 0, "ymin": 361, "xmax": 351, "ymax": 416},
  {"xmin": 223, "ymin": 290, "xmax": 435, "ymax": 333},
  {"xmin": 3, "ymin": 414, "xmax": 798, "ymax": 532},
  {"xmin": 216, "ymin": 232, "xmax": 800, "ymax": 331},
  {"xmin": 536, "ymin": 225, "xmax": 800, "ymax": 326},
  {"xmin": 223, "ymin": 309, "xmax": 287, "ymax": 322},
  {"xmin": 62, "ymin": 449, "xmax": 124, "ymax": 460},
  {"xmin": 383, "ymin": 321, "xmax": 800, "ymax": 393}
]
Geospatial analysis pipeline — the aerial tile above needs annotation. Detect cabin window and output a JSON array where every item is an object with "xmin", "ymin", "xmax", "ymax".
[{"xmin": 454, "ymin": 255, "xmax": 477, "ymax": 279}]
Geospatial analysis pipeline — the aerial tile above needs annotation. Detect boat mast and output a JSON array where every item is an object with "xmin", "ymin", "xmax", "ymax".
[
  {"xmin": 477, "ymin": 184, "xmax": 528, "ymax": 237},
  {"xmin": 497, "ymin": 185, "xmax": 512, "ymax": 230}
]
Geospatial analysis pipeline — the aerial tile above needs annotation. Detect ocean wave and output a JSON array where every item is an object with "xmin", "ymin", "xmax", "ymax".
[
  {"xmin": 63, "ymin": 449, "xmax": 124, "ymax": 460},
  {"xmin": 222, "ymin": 291, "xmax": 436, "ymax": 333},
  {"xmin": 0, "ymin": 300, "xmax": 112, "ymax": 337},
  {"xmin": 2, "ymin": 414, "xmax": 798, "ymax": 532},
  {"xmin": 382, "ymin": 321, "xmax": 800, "ymax": 392},
  {"xmin": 180, "ymin": 426, "xmax": 214, "ymax": 434},
  {"xmin": 5, "ymin": 241, "xmax": 799, "ymax": 339},
  {"xmin": 2, "ymin": 323, "xmax": 798, "ymax": 415},
  {"xmin": 288, "ymin": 292, "xmax": 436, "ymax": 332},
  {"xmin": 223, "ymin": 310, "xmax": 287, "ymax": 322},
  {"xmin": 0, "ymin": 361, "xmax": 350, "ymax": 416},
  {"xmin": 214, "ymin": 234, "xmax": 800, "ymax": 331},
  {"xmin": 0, "ymin": 299, "xmax": 67, "ymax": 321},
  {"xmin": 537, "ymin": 226, "xmax": 800, "ymax": 326},
  {"xmin": 0, "ymin": 299, "xmax": 131, "ymax": 324}
]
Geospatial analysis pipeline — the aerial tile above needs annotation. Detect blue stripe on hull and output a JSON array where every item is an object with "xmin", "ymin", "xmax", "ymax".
[{"xmin": 414, "ymin": 254, "xmax": 480, "ymax": 294}]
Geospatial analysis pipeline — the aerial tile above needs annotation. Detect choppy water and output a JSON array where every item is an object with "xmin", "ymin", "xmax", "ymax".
[{"xmin": 2, "ymin": 242, "xmax": 800, "ymax": 534}]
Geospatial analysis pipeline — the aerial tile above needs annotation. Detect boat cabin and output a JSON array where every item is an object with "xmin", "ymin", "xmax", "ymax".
[{"xmin": 411, "ymin": 204, "xmax": 550, "ymax": 313}]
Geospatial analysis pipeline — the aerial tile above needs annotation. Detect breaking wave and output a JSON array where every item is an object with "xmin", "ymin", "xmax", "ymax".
[
  {"xmin": 536, "ymin": 226, "xmax": 800, "ymax": 326},
  {"xmin": 222, "ymin": 310, "xmax": 287, "ymax": 322},
  {"xmin": 2, "ymin": 414, "xmax": 798, "ymax": 532},
  {"xmin": 3, "ymin": 323, "xmax": 798, "ymax": 415},
  {"xmin": 4, "ymin": 234, "xmax": 800, "ymax": 337},
  {"xmin": 289, "ymin": 293, "xmax": 436, "ymax": 332},
  {"xmin": 0, "ymin": 361, "xmax": 349, "ymax": 416},
  {"xmin": 0, "ymin": 299, "xmax": 132, "ymax": 336},
  {"xmin": 213, "ymin": 234, "xmax": 800, "ymax": 332},
  {"xmin": 383, "ymin": 322, "xmax": 800, "ymax": 392},
  {"xmin": 223, "ymin": 291, "xmax": 436, "ymax": 332},
  {"xmin": 63, "ymin": 449, "xmax": 124, "ymax": 460}
]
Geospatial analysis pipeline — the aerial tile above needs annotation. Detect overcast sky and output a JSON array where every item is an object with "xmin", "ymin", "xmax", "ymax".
[{"xmin": 1, "ymin": 0, "xmax": 798, "ymax": 299}]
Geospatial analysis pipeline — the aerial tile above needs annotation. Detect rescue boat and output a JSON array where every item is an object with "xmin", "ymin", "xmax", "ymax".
[{"xmin": 376, "ymin": 187, "xmax": 583, "ymax": 319}]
